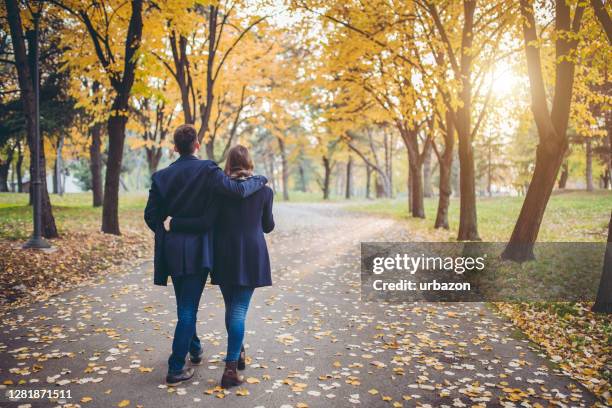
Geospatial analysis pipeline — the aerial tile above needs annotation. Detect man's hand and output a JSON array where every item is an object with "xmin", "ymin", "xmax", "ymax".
[
  {"xmin": 253, "ymin": 175, "xmax": 268, "ymax": 185},
  {"xmin": 163, "ymin": 216, "xmax": 172, "ymax": 232}
]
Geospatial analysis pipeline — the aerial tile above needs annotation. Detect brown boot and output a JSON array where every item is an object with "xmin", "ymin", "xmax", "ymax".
[
  {"xmin": 221, "ymin": 361, "xmax": 243, "ymax": 388},
  {"xmin": 238, "ymin": 345, "xmax": 246, "ymax": 370}
]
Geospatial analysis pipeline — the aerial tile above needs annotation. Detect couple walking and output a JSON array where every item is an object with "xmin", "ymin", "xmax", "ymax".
[{"xmin": 144, "ymin": 124, "xmax": 274, "ymax": 387}]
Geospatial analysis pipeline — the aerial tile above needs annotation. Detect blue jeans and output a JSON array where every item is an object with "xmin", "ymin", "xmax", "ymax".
[
  {"xmin": 168, "ymin": 272, "xmax": 207, "ymax": 373},
  {"xmin": 220, "ymin": 285, "xmax": 255, "ymax": 362}
]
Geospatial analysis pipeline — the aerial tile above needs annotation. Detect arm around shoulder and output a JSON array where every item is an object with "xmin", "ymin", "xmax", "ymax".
[{"xmin": 209, "ymin": 163, "xmax": 267, "ymax": 198}]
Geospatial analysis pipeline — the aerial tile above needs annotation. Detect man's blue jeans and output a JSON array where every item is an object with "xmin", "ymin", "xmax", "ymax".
[
  {"xmin": 168, "ymin": 272, "xmax": 207, "ymax": 373},
  {"xmin": 219, "ymin": 285, "xmax": 255, "ymax": 362}
]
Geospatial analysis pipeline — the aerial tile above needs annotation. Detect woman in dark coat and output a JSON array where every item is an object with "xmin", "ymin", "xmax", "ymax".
[{"xmin": 164, "ymin": 145, "xmax": 274, "ymax": 388}]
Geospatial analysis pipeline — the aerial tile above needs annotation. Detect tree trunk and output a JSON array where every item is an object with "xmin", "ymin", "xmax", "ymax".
[
  {"xmin": 487, "ymin": 143, "xmax": 492, "ymax": 196},
  {"xmin": 169, "ymin": 32, "xmax": 195, "ymax": 125},
  {"xmin": 0, "ymin": 147, "xmax": 13, "ymax": 192},
  {"xmin": 278, "ymin": 137, "xmax": 290, "ymax": 201},
  {"xmin": 423, "ymin": 144, "xmax": 433, "ymax": 198},
  {"xmin": 100, "ymin": 0, "xmax": 143, "ymax": 235},
  {"xmin": 401, "ymin": 128, "xmax": 425, "ymax": 218},
  {"xmin": 365, "ymin": 164, "xmax": 372, "ymax": 199},
  {"xmin": 345, "ymin": 155, "xmax": 352, "ymax": 199},
  {"xmin": 503, "ymin": 142, "xmax": 567, "ymax": 260},
  {"xmin": 606, "ymin": 106, "xmax": 612, "ymax": 189},
  {"xmin": 503, "ymin": 0, "xmax": 584, "ymax": 260},
  {"xmin": 298, "ymin": 162, "xmax": 307, "ymax": 192},
  {"xmin": 407, "ymin": 166, "xmax": 412, "ymax": 209},
  {"xmin": 456, "ymin": 135, "xmax": 479, "ymax": 239},
  {"xmin": 376, "ymin": 176, "xmax": 385, "ymax": 198},
  {"xmin": 585, "ymin": 138, "xmax": 594, "ymax": 191},
  {"xmin": 558, "ymin": 160, "xmax": 569, "ymax": 188},
  {"xmin": 435, "ymin": 112, "xmax": 455, "ymax": 230},
  {"xmin": 54, "ymin": 134, "xmax": 64, "ymax": 195},
  {"xmin": 269, "ymin": 153, "xmax": 277, "ymax": 192},
  {"xmin": 197, "ymin": 5, "xmax": 219, "ymax": 151},
  {"xmin": 39, "ymin": 163, "xmax": 56, "ymax": 237},
  {"xmin": 590, "ymin": 0, "xmax": 612, "ymax": 44},
  {"xmin": 592, "ymin": 210, "xmax": 612, "ymax": 313},
  {"xmin": 102, "ymin": 113, "xmax": 128, "ymax": 234},
  {"xmin": 409, "ymin": 159, "xmax": 425, "ymax": 218},
  {"xmin": 52, "ymin": 160, "xmax": 58, "ymax": 194},
  {"xmin": 90, "ymin": 122, "xmax": 103, "ymax": 207},
  {"xmin": 9, "ymin": 156, "xmax": 15, "ymax": 192},
  {"xmin": 146, "ymin": 147, "xmax": 162, "ymax": 175},
  {"xmin": 16, "ymin": 140, "xmax": 23, "ymax": 193},
  {"xmin": 455, "ymin": 0, "xmax": 479, "ymax": 241},
  {"xmin": 435, "ymin": 161, "xmax": 452, "ymax": 229},
  {"xmin": 322, "ymin": 156, "xmax": 331, "ymax": 200},
  {"xmin": 6, "ymin": 0, "xmax": 57, "ymax": 237},
  {"xmin": 385, "ymin": 132, "xmax": 394, "ymax": 197}
]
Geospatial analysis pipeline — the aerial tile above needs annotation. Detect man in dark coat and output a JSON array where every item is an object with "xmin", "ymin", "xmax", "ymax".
[{"xmin": 144, "ymin": 124, "xmax": 266, "ymax": 385}]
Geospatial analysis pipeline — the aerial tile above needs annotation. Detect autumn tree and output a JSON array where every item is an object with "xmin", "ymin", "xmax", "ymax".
[
  {"xmin": 149, "ymin": 0, "xmax": 269, "ymax": 162},
  {"xmin": 296, "ymin": 0, "xmax": 512, "ymax": 229},
  {"xmin": 257, "ymin": 37, "xmax": 311, "ymax": 201},
  {"xmin": 346, "ymin": 127, "xmax": 395, "ymax": 199},
  {"xmin": 129, "ymin": 78, "xmax": 177, "ymax": 175},
  {"xmin": 55, "ymin": 0, "xmax": 143, "ymax": 234},
  {"xmin": 4, "ymin": 0, "xmax": 58, "ymax": 237},
  {"xmin": 502, "ymin": 0, "xmax": 590, "ymax": 260},
  {"xmin": 299, "ymin": 0, "xmax": 432, "ymax": 217}
]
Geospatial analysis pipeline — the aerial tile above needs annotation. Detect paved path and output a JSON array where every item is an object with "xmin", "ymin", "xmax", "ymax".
[{"xmin": 0, "ymin": 203, "xmax": 598, "ymax": 407}]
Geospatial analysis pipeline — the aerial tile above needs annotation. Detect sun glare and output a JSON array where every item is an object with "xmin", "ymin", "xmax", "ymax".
[{"xmin": 490, "ymin": 65, "xmax": 520, "ymax": 97}]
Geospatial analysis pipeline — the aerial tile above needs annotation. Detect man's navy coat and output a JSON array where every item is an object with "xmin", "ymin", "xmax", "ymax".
[{"xmin": 144, "ymin": 155, "xmax": 266, "ymax": 286}]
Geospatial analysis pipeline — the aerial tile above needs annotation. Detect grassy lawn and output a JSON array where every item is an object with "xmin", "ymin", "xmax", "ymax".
[
  {"xmin": 0, "ymin": 192, "xmax": 149, "ymax": 240},
  {"xmin": 347, "ymin": 189, "xmax": 611, "ymax": 242}
]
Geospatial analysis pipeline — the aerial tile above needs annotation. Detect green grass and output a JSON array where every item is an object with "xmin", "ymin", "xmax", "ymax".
[
  {"xmin": 347, "ymin": 190, "xmax": 611, "ymax": 242},
  {"xmin": 0, "ymin": 192, "xmax": 148, "ymax": 240}
]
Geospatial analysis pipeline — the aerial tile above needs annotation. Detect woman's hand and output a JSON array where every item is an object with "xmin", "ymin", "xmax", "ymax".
[{"xmin": 163, "ymin": 216, "xmax": 172, "ymax": 232}]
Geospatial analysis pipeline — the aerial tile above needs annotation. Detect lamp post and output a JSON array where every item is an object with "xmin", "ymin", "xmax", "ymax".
[{"xmin": 23, "ymin": 7, "xmax": 51, "ymax": 249}]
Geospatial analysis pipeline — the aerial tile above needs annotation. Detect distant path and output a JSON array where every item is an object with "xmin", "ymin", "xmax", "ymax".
[{"xmin": 0, "ymin": 203, "xmax": 598, "ymax": 407}]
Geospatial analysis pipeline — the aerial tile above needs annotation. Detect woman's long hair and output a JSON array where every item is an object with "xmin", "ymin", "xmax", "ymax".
[{"xmin": 224, "ymin": 145, "xmax": 254, "ymax": 179}]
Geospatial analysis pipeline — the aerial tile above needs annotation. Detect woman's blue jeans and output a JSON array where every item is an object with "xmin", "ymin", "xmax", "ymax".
[
  {"xmin": 220, "ymin": 285, "xmax": 255, "ymax": 362},
  {"xmin": 168, "ymin": 272, "xmax": 206, "ymax": 373}
]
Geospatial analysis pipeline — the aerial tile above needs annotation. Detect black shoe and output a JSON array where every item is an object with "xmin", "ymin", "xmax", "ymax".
[
  {"xmin": 238, "ymin": 345, "xmax": 246, "ymax": 370},
  {"xmin": 166, "ymin": 367, "xmax": 194, "ymax": 386},
  {"xmin": 190, "ymin": 350, "xmax": 204, "ymax": 365}
]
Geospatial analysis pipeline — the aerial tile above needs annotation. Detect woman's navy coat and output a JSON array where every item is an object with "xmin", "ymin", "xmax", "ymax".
[{"xmin": 171, "ymin": 179, "xmax": 274, "ymax": 287}]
